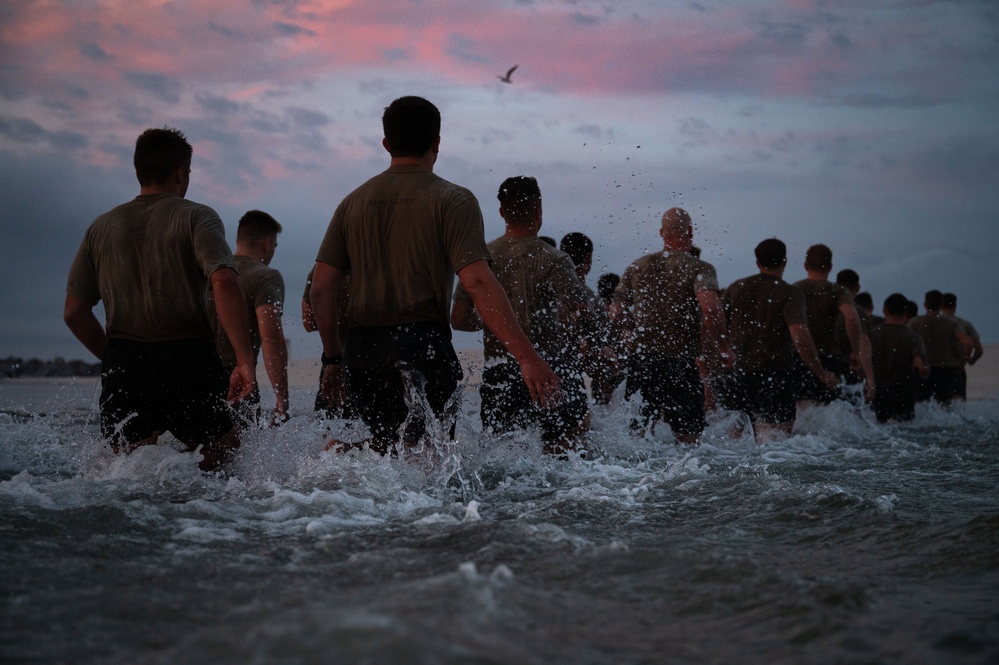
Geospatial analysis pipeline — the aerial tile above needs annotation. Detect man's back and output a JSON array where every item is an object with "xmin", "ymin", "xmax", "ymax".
[
  {"xmin": 617, "ymin": 250, "xmax": 718, "ymax": 357},
  {"xmin": 467, "ymin": 235, "xmax": 588, "ymax": 363},
  {"xmin": 213, "ymin": 256, "xmax": 284, "ymax": 367},
  {"xmin": 793, "ymin": 279, "xmax": 853, "ymax": 356},
  {"xmin": 871, "ymin": 323, "xmax": 926, "ymax": 387},
  {"xmin": 316, "ymin": 166, "xmax": 488, "ymax": 329},
  {"xmin": 724, "ymin": 273, "xmax": 807, "ymax": 371},
  {"xmin": 66, "ymin": 193, "xmax": 233, "ymax": 344},
  {"xmin": 909, "ymin": 314, "xmax": 962, "ymax": 367}
]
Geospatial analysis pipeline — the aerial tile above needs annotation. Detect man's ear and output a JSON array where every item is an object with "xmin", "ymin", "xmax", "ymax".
[{"xmin": 382, "ymin": 137, "xmax": 391, "ymax": 153}]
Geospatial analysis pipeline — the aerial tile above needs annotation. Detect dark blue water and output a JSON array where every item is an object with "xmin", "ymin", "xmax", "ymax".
[{"xmin": 1, "ymin": 377, "xmax": 997, "ymax": 664}]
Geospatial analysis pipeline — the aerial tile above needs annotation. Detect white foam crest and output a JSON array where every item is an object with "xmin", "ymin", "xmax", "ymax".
[{"xmin": 0, "ymin": 470, "xmax": 57, "ymax": 509}]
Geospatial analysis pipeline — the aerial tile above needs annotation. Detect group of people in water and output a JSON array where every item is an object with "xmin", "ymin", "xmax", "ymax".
[{"xmin": 63, "ymin": 95, "xmax": 984, "ymax": 471}]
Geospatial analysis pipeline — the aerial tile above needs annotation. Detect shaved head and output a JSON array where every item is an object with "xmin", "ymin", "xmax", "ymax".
[
  {"xmin": 661, "ymin": 207, "xmax": 692, "ymax": 233},
  {"xmin": 660, "ymin": 207, "xmax": 693, "ymax": 250}
]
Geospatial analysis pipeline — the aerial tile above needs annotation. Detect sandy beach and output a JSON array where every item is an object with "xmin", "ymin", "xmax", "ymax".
[{"xmin": 283, "ymin": 344, "xmax": 999, "ymax": 400}]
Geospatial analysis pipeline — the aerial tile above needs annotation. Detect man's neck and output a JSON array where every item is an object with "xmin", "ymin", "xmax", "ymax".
[
  {"xmin": 759, "ymin": 267, "xmax": 784, "ymax": 278},
  {"xmin": 805, "ymin": 269, "xmax": 830, "ymax": 281},
  {"xmin": 139, "ymin": 183, "xmax": 182, "ymax": 197},
  {"xmin": 389, "ymin": 153, "xmax": 435, "ymax": 171},
  {"xmin": 662, "ymin": 239, "xmax": 691, "ymax": 254}
]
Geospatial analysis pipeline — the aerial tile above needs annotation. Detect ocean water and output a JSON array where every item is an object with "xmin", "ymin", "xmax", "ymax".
[{"xmin": 1, "ymin": 376, "xmax": 997, "ymax": 665}]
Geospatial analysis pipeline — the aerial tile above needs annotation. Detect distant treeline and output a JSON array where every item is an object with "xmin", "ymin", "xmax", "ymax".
[{"xmin": 1, "ymin": 356, "xmax": 101, "ymax": 378}]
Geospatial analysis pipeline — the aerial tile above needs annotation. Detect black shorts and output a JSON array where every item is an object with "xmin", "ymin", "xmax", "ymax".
[
  {"xmin": 625, "ymin": 354, "xmax": 705, "ymax": 436},
  {"xmin": 918, "ymin": 366, "xmax": 962, "ymax": 404},
  {"xmin": 100, "ymin": 339, "xmax": 234, "ymax": 450},
  {"xmin": 716, "ymin": 366, "xmax": 796, "ymax": 425},
  {"xmin": 480, "ymin": 359, "xmax": 588, "ymax": 444},
  {"xmin": 793, "ymin": 355, "xmax": 842, "ymax": 403},
  {"xmin": 874, "ymin": 382, "xmax": 916, "ymax": 423},
  {"xmin": 344, "ymin": 323, "xmax": 462, "ymax": 447}
]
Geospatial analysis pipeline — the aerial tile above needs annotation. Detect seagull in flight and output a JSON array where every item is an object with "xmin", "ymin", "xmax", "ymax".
[{"xmin": 497, "ymin": 64, "xmax": 518, "ymax": 84}]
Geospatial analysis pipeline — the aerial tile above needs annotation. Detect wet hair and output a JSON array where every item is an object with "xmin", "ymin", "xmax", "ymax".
[
  {"xmin": 805, "ymin": 243, "xmax": 833, "ymax": 272},
  {"xmin": 134, "ymin": 127, "xmax": 192, "ymax": 186},
  {"xmin": 836, "ymin": 269, "xmax": 860, "ymax": 291},
  {"xmin": 539, "ymin": 236, "xmax": 556, "ymax": 247},
  {"xmin": 754, "ymin": 238, "xmax": 787, "ymax": 269},
  {"xmin": 884, "ymin": 293, "xmax": 909, "ymax": 316},
  {"xmin": 905, "ymin": 300, "xmax": 919, "ymax": 319},
  {"xmin": 854, "ymin": 292, "xmax": 874, "ymax": 311},
  {"xmin": 597, "ymin": 273, "xmax": 620, "ymax": 302},
  {"xmin": 924, "ymin": 289, "xmax": 943, "ymax": 311},
  {"xmin": 942, "ymin": 292, "xmax": 957, "ymax": 309},
  {"xmin": 560, "ymin": 232, "xmax": 593, "ymax": 267},
  {"xmin": 497, "ymin": 176, "xmax": 541, "ymax": 221},
  {"xmin": 382, "ymin": 96, "xmax": 440, "ymax": 158},
  {"xmin": 237, "ymin": 210, "xmax": 282, "ymax": 243}
]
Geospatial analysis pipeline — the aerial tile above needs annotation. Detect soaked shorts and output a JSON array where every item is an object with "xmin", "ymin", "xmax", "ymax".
[
  {"xmin": 100, "ymin": 339, "xmax": 234, "ymax": 450},
  {"xmin": 716, "ymin": 366, "xmax": 796, "ymax": 425},
  {"xmin": 625, "ymin": 353, "xmax": 705, "ymax": 436},
  {"xmin": 344, "ymin": 323, "xmax": 462, "ymax": 449},
  {"xmin": 793, "ymin": 355, "xmax": 842, "ymax": 403},
  {"xmin": 918, "ymin": 366, "xmax": 962, "ymax": 404},
  {"xmin": 480, "ymin": 358, "xmax": 588, "ymax": 444}
]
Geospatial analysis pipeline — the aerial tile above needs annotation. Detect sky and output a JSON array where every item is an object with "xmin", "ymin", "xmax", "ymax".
[{"xmin": 1, "ymin": 0, "xmax": 997, "ymax": 364}]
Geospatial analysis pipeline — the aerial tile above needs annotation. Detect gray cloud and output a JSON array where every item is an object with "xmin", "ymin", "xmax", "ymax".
[
  {"xmin": 0, "ymin": 116, "xmax": 88, "ymax": 151},
  {"xmin": 80, "ymin": 43, "xmax": 112, "ymax": 62},
  {"xmin": 124, "ymin": 72, "xmax": 183, "ymax": 103},
  {"xmin": 274, "ymin": 21, "xmax": 315, "ymax": 37},
  {"xmin": 286, "ymin": 107, "xmax": 330, "ymax": 128}
]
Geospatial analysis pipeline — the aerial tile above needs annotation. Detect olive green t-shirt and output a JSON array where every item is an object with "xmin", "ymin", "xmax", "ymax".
[
  {"xmin": 615, "ymin": 250, "xmax": 719, "ymax": 357},
  {"xmin": 909, "ymin": 314, "xmax": 964, "ymax": 368},
  {"xmin": 213, "ymin": 256, "xmax": 285, "ymax": 367},
  {"xmin": 66, "ymin": 194, "xmax": 236, "ymax": 344},
  {"xmin": 315, "ymin": 166, "xmax": 490, "ymax": 330},
  {"xmin": 870, "ymin": 323, "xmax": 926, "ymax": 387},
  {"xmin": 793, "ymin": 279, "xmax": 854, "ymax": 357},
  {"xmin": 453, "ymin": 235, "xmax": 592, "ymax": 364},
  {"xmin": 723, "ymin": 273, "xmax": 808, "ymax": 371}
]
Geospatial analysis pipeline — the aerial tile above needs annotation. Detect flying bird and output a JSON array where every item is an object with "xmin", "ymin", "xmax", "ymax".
[{"xmin": 497, "ymin": 65, "xmax": 518, "ymax": 84}]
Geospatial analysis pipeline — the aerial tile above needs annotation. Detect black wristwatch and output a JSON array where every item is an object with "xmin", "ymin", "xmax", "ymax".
[{"xmin": 321, "ymin": 352, "xmax": 343, "ymax": 367}]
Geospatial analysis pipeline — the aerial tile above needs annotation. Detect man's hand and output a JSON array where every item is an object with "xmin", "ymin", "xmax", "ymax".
[
  {"xmin": 864, "ymin": 380, "xmax": 876, "ymax": 403},
  {"xmin": 228, "ymin": 362, "xmax": 257, "ymax": 403},
  {"xmin": 320, "ymin": 363, "xmax": 347, "ymax": 407},
  {"xmin": 818, "ymin": 370, "xmax": 839, "ymax": 391},
  {"xmin": 518, "ymin": 352, "xmax": 561, "ymax": 408}
]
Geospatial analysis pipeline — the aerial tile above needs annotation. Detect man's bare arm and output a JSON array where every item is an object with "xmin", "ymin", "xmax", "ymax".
[
  {"xmin": 256, "ymin": 303, "xmax": 290, "ymax": 421},
  {"xmin": 63, "ymin": 294, "xmax": 107, "ymax": 360},
  {"xmin": 696, "ymin": 290, "xmax": 735, "ymax": 371},
  {"xmin": 789, "ymin": 322, "xmax": 838, "ymax": 390},
  {"xmin": 211, "ymin": 267, "xmax": 257, "ymax": 402},
  {"xmin": 310, "ymin": 262, "xmax": 347, "ymax": 406},
  {"xmin": 457, "ymin": 260, "xmax": 560, "ymax": 407}
]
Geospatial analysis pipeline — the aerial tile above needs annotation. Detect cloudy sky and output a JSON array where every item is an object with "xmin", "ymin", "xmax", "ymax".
[{"xmin": 2, "ymin": 0, "xmax": 997, "ymax": 363}]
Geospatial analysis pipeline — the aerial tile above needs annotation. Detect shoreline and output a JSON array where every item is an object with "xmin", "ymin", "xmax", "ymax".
[{"xmin": 5, "ymin": 345, "xmax": 998, "ymax": 402}]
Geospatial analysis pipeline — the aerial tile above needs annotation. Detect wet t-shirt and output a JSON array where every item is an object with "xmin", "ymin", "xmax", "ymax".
[
  {"xmin": 793, "ymin": 279, "xmax": 854, "ymax": 357},
  {"xmin": 212, "ymin": 256, "xmax": 285, "ymax": 367},
  {"xmin": 66, "ymin": 194, "xmax": 235, "ymax": 344},
  {"xmin": 316, "ymin": 166, "xmax": 490, "ymax": 330},
  {"xmin": 453, "ymin": 235, "xmax": 591, "ymax": 365},
  {"xmin": 723, "ymin": 273, "xmax": 808, "ymax": 372},
  {"xmin": 614, "ymin": 250, "xmax": 719, "ymax": 358},
  {"xmin": 870, "ymin": 323, "xmax": 926, "ymax": 387},
  {"xmin": 909, "ymin": 314, "xmax": 963, "ymax": 368}
]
